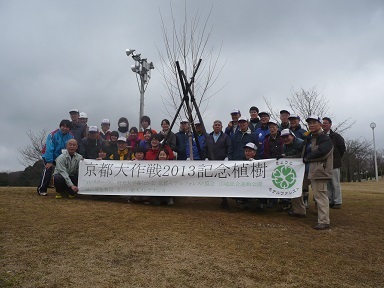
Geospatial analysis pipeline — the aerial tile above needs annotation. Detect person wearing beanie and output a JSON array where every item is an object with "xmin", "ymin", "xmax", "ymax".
[{"xmin": 117, "ymin": 117, "xmax": 130, "ymax": 138}]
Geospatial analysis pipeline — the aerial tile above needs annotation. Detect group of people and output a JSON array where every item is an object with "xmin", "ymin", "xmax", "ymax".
[{"xmin": 37, "ymin": 106, "xmax": 346, "ymax": 230}]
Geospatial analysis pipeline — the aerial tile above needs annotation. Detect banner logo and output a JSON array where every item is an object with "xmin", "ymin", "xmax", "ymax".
[{"xmin": 271, "ymin": 165, "xmax": 297, "ymax": 189}]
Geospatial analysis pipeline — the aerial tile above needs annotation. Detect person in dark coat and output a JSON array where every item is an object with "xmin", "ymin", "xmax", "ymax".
[
  {"xmin": 228, "ymin": 116, "xmax": 257, "ymax": 160},
  {"xmin": 79, "ymin": 126, "xmax": 105, "ymax": 159},
  {"xmin": 322, "ymin": 117, "xmax": 346, "ymax": 209},
  {"xmin": 207, "ymin": 120, "xmax": 232, "ymax": 160}
]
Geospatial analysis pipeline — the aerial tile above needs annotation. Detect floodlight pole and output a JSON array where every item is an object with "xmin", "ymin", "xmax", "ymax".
[
  {"xmin": 370, "ymin": 122, "xmax": 379, "ymax": 182},
  {"xmin": 125, "ymin": 49, "xmax": 154, "ymax": 130}
]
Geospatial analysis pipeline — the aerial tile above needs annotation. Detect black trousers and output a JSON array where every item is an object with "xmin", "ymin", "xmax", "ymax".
[
  {"xmin": 37, "ymin": 159, "xmax": 54, "ymax": 193},
  {"xmin": 53, "ymin": 174, "xmax": 78, "ymax": 195}
]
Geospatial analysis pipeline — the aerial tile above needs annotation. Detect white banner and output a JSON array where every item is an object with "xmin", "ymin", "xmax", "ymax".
[{"xmin": 78, "ymin": 158, "xmax": 305, "ymax": 198}]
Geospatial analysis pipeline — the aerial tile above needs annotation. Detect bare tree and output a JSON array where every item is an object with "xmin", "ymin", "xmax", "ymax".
[
  {"xmin": 157, "ymin": 3, "xmax": 225, "ymax": 122},
  {"xmin": 263, "ymin": 86, "xmax": 355, "ymax": 132},
  {"xmin": 18, "ymin": 129, "xmax": 47, "ymax": 167},
  {"xmin": 341, "ymin": 139, "xmax": 372, "ymax": 182}
]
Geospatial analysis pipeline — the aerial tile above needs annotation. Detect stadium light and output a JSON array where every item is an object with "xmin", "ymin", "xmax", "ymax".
[
  {"xmin": 370, "ymin": 122, "xmax": 379, "ymax": 182},
  {"xmin": 125, "ymin": 48, "xmax": 154, "ymax": 130}
]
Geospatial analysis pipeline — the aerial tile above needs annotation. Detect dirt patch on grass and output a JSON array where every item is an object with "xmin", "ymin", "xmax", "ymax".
[{"xmin": 1, "ymin": 182, "xmax": 384, "ymax": 287}]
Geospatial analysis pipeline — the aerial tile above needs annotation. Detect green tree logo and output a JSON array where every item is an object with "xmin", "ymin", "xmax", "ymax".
[{"xmin": 272, "ymin": 165, "xmax": 297, "ymax": 189}]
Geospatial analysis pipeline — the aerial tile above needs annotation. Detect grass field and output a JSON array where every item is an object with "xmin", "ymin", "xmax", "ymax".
[{"xmin": 1, "ymin": 181, "xmax": 384, "ymax": 288}]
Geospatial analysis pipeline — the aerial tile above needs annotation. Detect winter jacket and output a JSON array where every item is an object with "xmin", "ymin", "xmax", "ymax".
[
  {"xmin": 42, "ymin": 129, "xmax": 74, "ymax": 163},
  {"xmin": 302, "ymin": 130, "xmax": 333, "ymax": 180},
  {"xmin": 145, "ymin": 145, "xmax": 174, "ymax": 160},
  {"xmin": 103, "ymin": 141, "xmax": 118, "ymax": 158},
  {"xmin": 262, "ymin": 133, "xmax": 284, "ymax": 159},
  {"xmin": 70, "ymin": 121, "xmax": 86, "ymax": 145},
  {"xmin": 283, "ymin": 137, "xmax": 304, "ymax": 158},
  {"xmin": 79, "ymin": 138, "xmax": 105, "ymax": 159},
  {"xmin": 175, "ymin": 130, "xmax": 188, "ymax": 160},
  {"xmin": 326, "ymin": 129, "xmax": 346, "ymax": 168},
  {"xmin": 185, "ymin": 133, "xmax": 207, "ymax": 160},
  {"xmin": 254, "ymin": 125, "xmax": 270, "ymax": 159},
  {"xmin": 207, "ymin": 131, "xmax": 232, "ymax": 160},
  {"xmin": 291, "ymin": 125, "xmax": 307, "ymax": 140},
  {"xmin": 53, "ymin": 149, "xmax": 82, "ymax": 187},
  {"xmin": 248, "ymin": 118, "xmax": 262, "ymax": 132},
  {"xmin": 160, "ymin": 130, "xmax": 177, "ymax": 151},
  {"xmin": 225, "ymin": 122, "xmax": 239, "ymax": 139},
  {"xmin": 100, "ymin": 130, "xmax": 112, "ymax": 141},
  {"xmin": 228, "ymin": 128, "xmax": 257, "ymax": 160},
  {"xmin": 110, "ymin": 148, "xmax": 133, "ymax": 160}
]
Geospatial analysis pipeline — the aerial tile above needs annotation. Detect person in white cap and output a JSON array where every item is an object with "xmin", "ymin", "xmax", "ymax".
[
  {"xmin": 79, "ymin": 112, "xmax": 88, "ymax": 126},
  {"xmin": 69, "ymin": 108, "xmax": 86, "ymax": 147},
  {"xmin": 279, "ymin": 129, "xmax": 306, "ymax": 216},
  {"xmin": 100, "ymin": 119, "xmax": 112, "ymax": 141},
  {"xmin": 109, "ymin": 137, "xmax": 133, "ymax": 160},
  {"xmin": 253, "ymin": 111, "xmax": 271, "ymax": 159},
  {"xmin": 175, "ymin": 119, "xmax": 190, "ymax": 160},
  {"xmin": 288, "ymin": 114, "xmax": 307, "ymax": 139},
  {"xmin": 79, "ymin": 112, "xmax": 89, "ymax": 138},
  {"xmin": 302, "ymin": 115, "xmax": 333, "ymax": 230},
  {"xmin": 262, "ymin": 120, "xmax": 283, "ymax": 159},
  {"xmin": 225, "ymin": 108, "xmax": 241, "ymax": 138},
  {"xmin": 279, "ymin": 109, "xmax": 290, "ymax": 131},
  {"xmin": 243, "ymin": 142, "xmax": 257, "ymax": 161},
  {"xmin": 79, "ymin": 126, "xmax": 105, "ymax": 159},
  {"xmin": 228, "ymin": 116, "xmax": 257, "ymax": 160}
]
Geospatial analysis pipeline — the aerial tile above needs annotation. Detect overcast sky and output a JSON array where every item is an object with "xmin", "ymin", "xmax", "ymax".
[{"xmin": 1, "ymin": 0, "xmax": 383, "ymax": 172}]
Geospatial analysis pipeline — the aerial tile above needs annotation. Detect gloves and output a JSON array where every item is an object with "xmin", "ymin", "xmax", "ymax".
[{"xmin": 303, "ymin": 157, "xmax": 308, "ymax": 163}]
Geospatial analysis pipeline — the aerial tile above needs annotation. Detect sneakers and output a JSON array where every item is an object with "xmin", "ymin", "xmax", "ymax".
[
  {"xmin": 55, "ymin": 193, "xmax": 62, "ymax": 199},
  {"xmin": 314, "ymin": 223, "xmax": 331, "ymax": 230},
  {"xmin": 332, "ymin": 204, "xmax": 341, "ymax": 209},
  {"xmin": 37, "ymin": 190, "xmax": 47, "ymax": 196},
  {"xmin": 68, "ymin": 195, "xmax": 76, "ymax": 199}
]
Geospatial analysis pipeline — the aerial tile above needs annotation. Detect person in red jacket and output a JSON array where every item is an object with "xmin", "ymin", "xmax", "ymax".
[{"xmin": 145, "ymin": 134, "xmax": 174, "ymax": 160}]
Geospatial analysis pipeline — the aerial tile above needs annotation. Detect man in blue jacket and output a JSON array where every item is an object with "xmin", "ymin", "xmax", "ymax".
[
  {"xmin": 228, "ymin": 116, "xmax": 257, "ymax": 160},
  {"xmin": 37, "ymin": 119, "xmax": 73, "ymax": 196}
]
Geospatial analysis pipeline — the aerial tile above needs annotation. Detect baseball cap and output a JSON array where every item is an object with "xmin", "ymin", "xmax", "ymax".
[
  {"xmin": 280, "ymin": 109, "xmax": 290, "ymax": 115},
  {"xmin": 281, "ymin": 129, "xmax": 295, "ymax": 137},
  {"xmin": 79, "ymin": 112, "xmax": 88, "ymax": 119},
  {"xmin": 180, "ymin": 118, "xmax": 189, "ymax": 123},
  {"xmin": 288, "ymin": 114, "xmax": 300, "ymax": 120},
  {"xmin": 243, "ymin": 142, "xmax": 257, "ymax": 151},
  {"xmin": 89, "ymin": 126, "xmax": 98, "ymax": 133},
  {"xmin": 306, "ymin": 115, "xmax": 322, "ymax": 123},
  {"xmin": 267, "ymin": 120, "xmax": 279, "ymax": 126},
  {"xmin": 238, "ymin": 116, "xmax": 248, "ymax": 122},
  {"xmin": 69, "ymin": 108, "xmax": 79, "ymax": 114},
  {"xmin": 117, "ymin": 137, "xmax": 127, "ymax": 142},
  {"xmin": 258, "ymin": 111, "xmax": 270, "ymax": 117},
  {"xmin": 101, "ymin": 118, "xmax": 110, "ymax": 125},
  {"xmin": 230, "ymin": 108, "xmax": 241, "ymax": 115}
]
